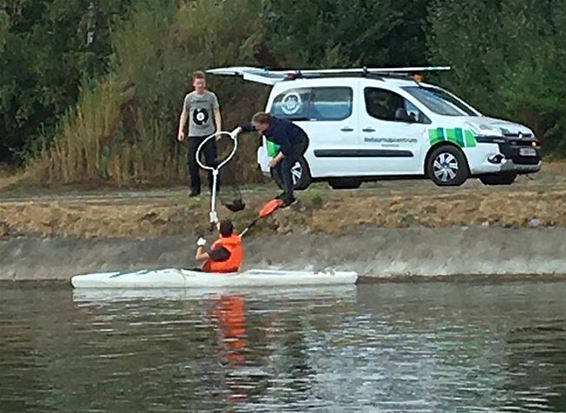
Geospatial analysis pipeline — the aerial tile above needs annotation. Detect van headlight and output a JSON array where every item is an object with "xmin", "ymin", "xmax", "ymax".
[
  {"xmin": 465, "ymin": 122, "xmax": 481, "ymax": 135},
  {"xmin": 465, "ymin": 122, "xmax": 503, "ymax": 137}
]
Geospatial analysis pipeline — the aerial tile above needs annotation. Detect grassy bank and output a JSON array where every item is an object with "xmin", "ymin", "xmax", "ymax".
[{"xmin": 1, "ymin": 167, "xmax": 566, "ymax": 239}]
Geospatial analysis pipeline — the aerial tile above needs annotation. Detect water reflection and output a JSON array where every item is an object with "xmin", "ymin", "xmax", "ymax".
[
  {"xmin": 210, "ymin": 294, "xmax": 248, "ymax": 403},
  {"xmin": 212, "ymin": 295, "xmax": 247, "ymax": 368},
  {"xmin": 0, "ymin": 282, "xmax": 565, "ymax": 412}
]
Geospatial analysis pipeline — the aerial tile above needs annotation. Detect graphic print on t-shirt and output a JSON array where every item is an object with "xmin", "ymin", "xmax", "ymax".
[
  {"xmin": 184, "ymin": 91, "xmax": 219, "ymax": 137},
  {"xmin": 193, "ymin": 108, "xmax": 209, "ymax": 126}
]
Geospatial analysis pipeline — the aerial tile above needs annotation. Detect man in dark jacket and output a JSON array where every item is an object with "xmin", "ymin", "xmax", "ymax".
[{"xmin": 234, "ymin": 112, "xmax": 309, "ymax": 207}]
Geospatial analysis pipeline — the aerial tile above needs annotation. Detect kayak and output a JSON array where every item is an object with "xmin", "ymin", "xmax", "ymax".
[
  {"xmin": 71, "ymin": 268, "xmax": 358, "ymax": 289},
  {"xmin": 72, "ymin": 285, "xmax": 358, "ymax": 303}
]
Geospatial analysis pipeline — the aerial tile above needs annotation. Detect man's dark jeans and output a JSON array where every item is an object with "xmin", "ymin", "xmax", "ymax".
[
  {"xmin": 272, "ymin": 135, "xmax": 309, "ymax": 203},
  {"xmin": 187, "ymin": 135, "xmax": 218, "ymax": 194}
]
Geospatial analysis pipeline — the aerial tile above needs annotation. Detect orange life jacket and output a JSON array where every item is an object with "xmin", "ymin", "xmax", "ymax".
[{"xmin": 203, "ymin": 234, "xmax": 243, "ymax": 273}]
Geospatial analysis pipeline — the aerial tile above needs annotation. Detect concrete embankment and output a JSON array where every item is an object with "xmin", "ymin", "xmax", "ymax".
[{"xmin": 1, "ymin": 227, "xmax": 565, "ymax": 282}]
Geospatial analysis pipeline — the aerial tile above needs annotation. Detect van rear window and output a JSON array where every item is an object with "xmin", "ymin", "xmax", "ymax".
[{"xmin": 271, "ymin": 87, "xmax": 353, "ymax": 121}]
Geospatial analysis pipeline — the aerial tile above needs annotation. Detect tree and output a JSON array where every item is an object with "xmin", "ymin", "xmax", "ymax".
[
  {"xmin": 31, "ymin": 0, "xmax": 268, "ymax": 184},
  {"xmin": 0, "ymin": 0, "xmax": 136, "ymax": 165},
  {"xmin": 497, "ymin": 0, "xmax": 566, "ymax": 153},
  {"xmin": 426, "ymin": 0, "xmax": 504, "ymax": 112},
  {"xmin": 427, "ymin": 0, "xmax": 566, "ymax": 153},
  {"xmin": 267, "ymin": 0, "xmax": 431, "ymax": 68}
]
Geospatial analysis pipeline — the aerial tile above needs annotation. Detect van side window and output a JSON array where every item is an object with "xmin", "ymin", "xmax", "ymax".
[
  {"xmin": 272, "ymin": 88, "xmax": 310, "ymax": 120},
  {"xmin": 272, "ymin": 87, "xmax": 353, "ymax": 121},
  {"xmin": 365, "ymin": 87, "xmax": 429, "ymax": 124},
  {"xmin": 310, "ymin": 87, "xmax": 353, "ymax": 121}
]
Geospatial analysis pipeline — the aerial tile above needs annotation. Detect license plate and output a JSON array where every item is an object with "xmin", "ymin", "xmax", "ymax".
[{"xmin": 519, "ymin": 147, "xmax": 537, "ymax": 157}]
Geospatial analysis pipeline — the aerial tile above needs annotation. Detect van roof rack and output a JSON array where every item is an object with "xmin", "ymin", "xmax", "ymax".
[{"xmin": 207, "ymin": 66, "xmax": 451, "ymax": 85}]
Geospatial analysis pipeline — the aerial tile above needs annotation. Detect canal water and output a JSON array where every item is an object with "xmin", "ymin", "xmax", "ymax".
[{"xmin": 1, "ymin": 282, "xmax": 565, "ymax": 412}]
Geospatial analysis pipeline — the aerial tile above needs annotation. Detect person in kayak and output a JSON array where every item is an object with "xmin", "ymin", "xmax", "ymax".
[
  {"xmin": 233, "ymin": 112, "xmax": 309, "ymax": 207},
  {"xmin": 195, "ymin": 219, "xmax": 243, "ymax": 273}
]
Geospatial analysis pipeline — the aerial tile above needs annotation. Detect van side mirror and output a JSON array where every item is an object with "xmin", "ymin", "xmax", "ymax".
[{"xmin": 395, "ymin": 108, "xmax": 415, "ymax": 123}]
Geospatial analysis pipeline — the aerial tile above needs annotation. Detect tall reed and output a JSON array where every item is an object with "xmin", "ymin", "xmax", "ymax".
[{"xmin": 27, "ymin": 0, "xmax": 267, "ymax": 186}]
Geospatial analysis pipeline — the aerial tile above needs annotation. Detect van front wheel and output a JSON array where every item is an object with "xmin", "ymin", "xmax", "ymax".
[
  {"xmin": 271, "ymin": 156, "xmax": 312, "ymax": 190},
  {"xmin": 427, "ymin": 146, "xmax": 469, "ymax": 187}
]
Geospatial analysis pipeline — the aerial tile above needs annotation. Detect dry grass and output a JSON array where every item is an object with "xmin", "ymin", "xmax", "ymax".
[
  {"xmin": 307, "ymin": 189, "xmax": 566, "ymax": 232},
  {"xmin": 25, "ymin": 0, "xmax": 266, "ymax": 187},
  {"xmin": 543, "ymin": 160, "xmax": 566, "ymax": 173},
  {"xmin": 3, "ymin": 163, "xmax": 566, "ymax": 238},
  {"xmin": 1, "ymin": 182, "xmax": 565, "ymax": 238},
  {"xmin": 0, "ymin": 169, "xmax": 24, "ymax": 191}
]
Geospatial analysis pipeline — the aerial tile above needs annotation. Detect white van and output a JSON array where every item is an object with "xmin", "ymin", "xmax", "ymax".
[{"xmin": 208, "ymin": 66, "xmax": 541, "ymax": 189}]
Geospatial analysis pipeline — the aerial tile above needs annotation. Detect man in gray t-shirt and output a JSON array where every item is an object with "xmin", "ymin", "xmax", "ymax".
[{"xmin": 177, "ymin": 71, "xmax": 222, "ymax": 197}]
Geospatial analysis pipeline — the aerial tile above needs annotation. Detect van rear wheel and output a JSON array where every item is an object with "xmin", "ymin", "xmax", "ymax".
[
  {"xmin": 271, "ymin": 156, "xmax": 312, "ymax": 190},
  {"xmin": 427, "ymin": 145, "xmax": 469, "ymax": 187}
]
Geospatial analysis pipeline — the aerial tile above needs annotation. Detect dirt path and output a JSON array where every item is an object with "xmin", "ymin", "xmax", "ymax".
[{"xmin": 1, "ymin": 163, "xmax": 565, "ymax": 201}]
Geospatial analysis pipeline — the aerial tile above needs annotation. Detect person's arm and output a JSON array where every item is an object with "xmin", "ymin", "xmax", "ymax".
[
  {"xmin": 208, "ymin": 246, "xmax": 230, "ymax": 261},
  {"xmin": 214, "ymin": 108, "xmax": 222, "ymax": 136},
  {"xmin": 269, "ymin": 151, "xmax": 285, "ymax": 168},
  {"xmin": 212, "ymin": 93, "xmax": 221, "ymax": 131},
  {"xmin": 196, "ymin": 246, "xmax": 230, "ymax": 262},
  {"xmin": 195, "ymin": 246, "xmax": 209, "ymax": 261},
  {"xmin": 212, "ymin": 93, "xmax": 222, "ymax": 139},
  {"xmin": 178, "ymin": 96, "xmax": 189, "ymax": 141},
  {"xmin": 234, "ymin": 122, "xmax": 256, "ymax": 135}
]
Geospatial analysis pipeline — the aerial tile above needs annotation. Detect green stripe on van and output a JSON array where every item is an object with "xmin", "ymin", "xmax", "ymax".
[
  {"xmin": 428, "ymin": 129, "xmax": 442, "ymax": 145},
  {"xmin": 446, "ymin": 128, "xmax": 457, "ymax": 144},
  {"xmin": 428, "ymin": 127, "xmax": 477, "ymax": 148},
  {"xmin": 464, "ymin": 129, "xmax": 477, "ymax": 147},
  {"xmin": 454, "ymin": 128, "xmax": 465, "ymax": 147},
  {"xmin": 436, "ymin": 127, "xmax": 445, "ymax": 141}
]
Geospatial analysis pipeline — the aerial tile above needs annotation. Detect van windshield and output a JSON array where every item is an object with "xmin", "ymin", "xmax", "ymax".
[{"xmin": 402, "ymin": 86, "xmax": 478, "ymax": 116}]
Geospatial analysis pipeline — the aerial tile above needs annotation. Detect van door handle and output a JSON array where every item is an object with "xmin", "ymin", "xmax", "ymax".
[
  {"xmin": 362, "ymin": 127, "xmax": 376, "ymax": 132},
  {"xmin": 340, "ymin": 127, "xmax": 354, "ymax": 132}
]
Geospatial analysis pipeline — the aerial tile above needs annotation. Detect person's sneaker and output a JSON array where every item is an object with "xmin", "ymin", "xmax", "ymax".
[
  {"xmin": 189, "ymin": 190, "xmax": 200, "ymax": 198},
  {"xmin": 275, "ymin": 192, "xmax": 286, "ymax": 200},
  {"xmin": 280, "ymin": 197, "xmax": 297, "ymax": 208}
]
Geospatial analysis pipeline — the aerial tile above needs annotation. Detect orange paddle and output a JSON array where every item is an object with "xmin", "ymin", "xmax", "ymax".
[
  {"xmin": 259, "ymin": 198, "xmax": 283, "ymax": 217},
  {"xmin": 240, "ymin": 198, "xmax": 283, "ymax": 236}
]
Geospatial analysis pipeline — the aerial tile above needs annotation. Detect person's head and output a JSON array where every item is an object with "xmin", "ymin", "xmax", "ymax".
[
  {"xmin": 217, "ymin": 219, "xmax": 234, "ymax": 237},
  {"xmin": 251, "ymin": 112, "xmax": 273, "ymax": 133},
  {"xmin": 192, "ymin": 71, "xmax": 207, "ymax": 93},
  {"xmin": 412, "ymin": 72, "xmax": 424, "ymax": 82}
]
